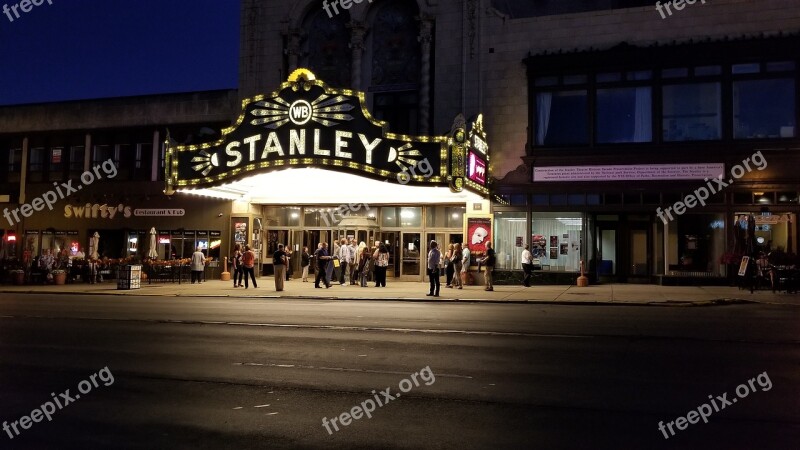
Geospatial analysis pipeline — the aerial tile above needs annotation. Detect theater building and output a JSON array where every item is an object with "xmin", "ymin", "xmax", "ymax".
[{"xmin": 2, "ymin": 0, "xmax": 799, "ymax": 284}]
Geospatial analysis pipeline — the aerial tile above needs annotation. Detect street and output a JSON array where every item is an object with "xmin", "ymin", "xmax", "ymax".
[{"xmin": 0, "ymin": 294, "xmax": 798, "ymax": 449}]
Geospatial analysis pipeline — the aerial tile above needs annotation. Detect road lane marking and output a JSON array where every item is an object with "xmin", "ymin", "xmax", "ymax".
[{"xmin": 233, "ymin": 362, "xmax": 472, "ymax": 379}]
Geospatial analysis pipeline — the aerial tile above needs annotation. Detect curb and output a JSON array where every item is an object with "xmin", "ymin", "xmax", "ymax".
[{"xmin": 0, "ymin": 289, "xmax": 768, "ymax": 307}]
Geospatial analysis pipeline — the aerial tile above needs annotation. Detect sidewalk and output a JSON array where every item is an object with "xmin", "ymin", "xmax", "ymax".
[{"xmin": 2, "ymin": 277, "xmax": 799, "ymax": 306}]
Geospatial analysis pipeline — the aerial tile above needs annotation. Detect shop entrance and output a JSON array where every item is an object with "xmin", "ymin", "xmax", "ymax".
[{"xmin": 596, "ymin": 218, "xmax": 618, "ymax": 280}]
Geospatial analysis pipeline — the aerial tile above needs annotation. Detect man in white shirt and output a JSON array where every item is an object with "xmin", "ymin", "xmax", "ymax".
[
  {"xmin": 338, "ymin": 238, "xmax": 354, "ymax": 285},
  {"xmin": 521, "ymin": 244, "xmax": 533, "ymax": 287}
]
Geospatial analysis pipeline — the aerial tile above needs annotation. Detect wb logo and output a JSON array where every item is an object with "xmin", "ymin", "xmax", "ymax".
[{"xmin": 289, "ymin": 100, "xmax": 313, "ymax": 125}]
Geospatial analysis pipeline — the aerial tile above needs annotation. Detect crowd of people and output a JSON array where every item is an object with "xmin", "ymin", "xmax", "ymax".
[{"xmin": 227, "ymin": 237, "xmax": 500, "ymax": 294}]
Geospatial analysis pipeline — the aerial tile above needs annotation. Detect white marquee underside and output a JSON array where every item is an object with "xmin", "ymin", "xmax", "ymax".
[{"xmin": 176, "ymin": 168, "xmax": 484, "ymax": 205}]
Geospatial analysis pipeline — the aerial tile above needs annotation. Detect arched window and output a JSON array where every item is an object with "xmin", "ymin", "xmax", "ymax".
[
  {"xmin": 369, "ymin": 0, "xmax": 421, "ymax": 135},
  {"xmin": 300, "ymin": 4, "xmax": 351, "ymax": 88}
]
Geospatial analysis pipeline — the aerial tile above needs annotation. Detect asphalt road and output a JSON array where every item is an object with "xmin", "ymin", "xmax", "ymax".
[{"xmin": 0, "ymin": 294, "xmax": 798, "ymax": 449}]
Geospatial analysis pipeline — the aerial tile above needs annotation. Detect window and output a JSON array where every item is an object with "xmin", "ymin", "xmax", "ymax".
[
  {"xmin": 494, "ymin": 212, "xmax": 526, "ymax": 270},
  {"xmin": 733, "ymin": 78, "xmax": 795, "ymax": 139},
  {"xmin": 381, "ymin": 207, "xmax": 421, "ymax": 228},
  {"xmin": 48, "ymin": 147, "xmax": 65, "ymax": 181},
  {"xmin": 69, "ymin": 146, "xmax": 85, "ymax": 174},
  {"xmin": 536, "ymin": 90, "xmax": 588, "ymax": 146},
  {"xmin": 491, "ymin": 0, "xmax": 654, "ymax": 18},
  {"xmin": 300, "ymin": 4, "xmax": 351, "ymax": 88},
  {"xmin": 531, "ymin": 212, "xmax": 583, "ymax": 272},
  {"xmin": 426, "ymin": 206, "xmax": 465, "ymax": 228},
  {"xmin": 29, "ymin": 147, "xmax": 45, "ymax": 182},
  {"xmin": 596, "ymin": 87, "xmax": 652, "ymax": 143},
  {"xmin": 93, "ymin": 144, "xmax": 117, "ymax": 166},
  {"xmin": 7, "ymin": 148, "xmax": 22, "ymax": 183},
  {"xmin": 662, "ymin": 83, "xmax": 721, "ymax": 141},
  {"xmin": 130, "ymin": 143, "xmax": 153, "ymax": 180}
]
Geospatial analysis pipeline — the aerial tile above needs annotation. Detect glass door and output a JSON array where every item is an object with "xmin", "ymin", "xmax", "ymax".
[
  {"xmin": 401, "ymin": 232, "xmax": 421, "ymax": 279},
  {"xmin": 379, "ymin": 232, "xmax": 397, "ymax": 277}
]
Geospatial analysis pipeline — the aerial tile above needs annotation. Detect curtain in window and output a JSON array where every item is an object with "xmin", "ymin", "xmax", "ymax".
[
  {"xmin": 633, "ymin": 87, "xmax": 652, "ymax": 142},
  {"xmin": 536, "ymin": 92, "xmax": 552, "ymax": 146}
]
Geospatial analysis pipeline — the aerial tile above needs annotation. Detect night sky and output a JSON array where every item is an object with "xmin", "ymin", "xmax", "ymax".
[{"xmin": 0, "ymin": 0, "xmax": 239, "ymax": 106}]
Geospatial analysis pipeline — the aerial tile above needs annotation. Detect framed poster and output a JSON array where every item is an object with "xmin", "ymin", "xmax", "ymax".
[
  {"xmin": 549, "ymin": 248, "xmax": 558, "ymax": 259},
  {"xmin": 560, "ymin": 243, "xmax": 568, "ymax": 255},
  {"xmin": 467, "ymin": 217, "xmax": 492, "ymax": 254},
  {"xmin": 515, "ymin": 236, "xmax": 523, "ymax": 247},
  {"xmin": 550, "ymin": 235, "xmax": 558, "ymax": 248},
  {"xmin": 234, "ymin": 222, "xmax": 247, "ymax": 244},
  {"xmin": 531, "ymin": 234, "xmax": 547, "ymax": 258}
]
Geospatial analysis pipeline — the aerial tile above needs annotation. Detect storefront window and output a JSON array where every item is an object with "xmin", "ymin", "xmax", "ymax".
[
  {"xmin": 531, "ymin": 212, "xmax": 583, "ymax": 272},
  {"xmin": 596, "ymin": 87, "xmax": 652, "ymax": 143},
  {"xmin": 494, "ymin": 212, "xmax": 526, "ymax": 270},
  {"xmin": 667, "ymin": 214, "xmax": 726, "ymax": 276},
  {"xmin": 733, "ymin": 78, "xmax": 795, "ymax": 139},
  {"xmin": 24, "ymin": 231, "xmax": 39, "ymax": 258},
  {"xmin": 662, "ymin": 82, "xmax": 721, "ymax": 141}
]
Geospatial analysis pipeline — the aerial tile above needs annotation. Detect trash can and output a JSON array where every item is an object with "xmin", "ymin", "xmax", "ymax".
[{"xmin": 117, "ymin": 264, "xmax": 142, "ymax": 290}]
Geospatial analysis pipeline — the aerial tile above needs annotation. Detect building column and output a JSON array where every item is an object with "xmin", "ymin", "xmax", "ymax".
[
  {"xmin": 348, "ymin": 22, "xmax": 366, "ymax": 90},
  {"xmin": 286, "ymin": 29, "xmax": 302, "ymax": 73},
  {"xmin": 151, "ymin": 130, "xmax": 160, "ymax": 182},
  {"xmin": 19, "ymin": 137, "xmax": 28, "ymax": 205},
  {"xmin": 663, "ymin": 220, "xmax": 669, "ymax": 276},
  {"xmin": 417, "ymin": 16, "xmax": 433, "ymax": 135},
  {"xmin": 83, "ymin": 133, "xmax": 92, "ymax": 172}
]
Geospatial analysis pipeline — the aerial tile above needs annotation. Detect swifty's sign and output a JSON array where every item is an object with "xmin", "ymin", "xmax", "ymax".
[{"xmin": 166, "ymin": 69, "xmax": 479, "ymax": 192}]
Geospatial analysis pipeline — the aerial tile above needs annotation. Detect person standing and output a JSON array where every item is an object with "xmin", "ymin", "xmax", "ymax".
[
  {"xmin": 232, "ymin": 244, "xmax": 244, "ymax": 287},
  {"xmin": 483, "ymin": 241, "xmax": 495, "ymax": 291},
  {"xmin": 314, "ymin": 242, "xmax": 332, "ymax": 288},
  {"xmin": 242, "ymin": 245, "xmax": 257, "ymax": 289},
  {"xmin": 301, "ymin": 246, "xmax": 311, "ymax": 282},
  {"xmin": 273, "ymin": 244, "xmax": 287, "ymax": 291},
  {"xmin": 427, "ymin": 240, "xmax": 441, "ymax": 297},
  {"xmin": 358, "ymin": 244, "xmax": 371, "ymax": 287},
  {"xmin": 521, "ymin": 244, "xmax": 533, "ymax": 287},
  {"xmin": 444, "ymin": 244, "xmax": 455, "ymax": 288},
  {"xmin": 190, "ymin": 246, "xmax": 206, "ymax": 284},
  {"xmin": 325, "ymin": 242, "xmax": 335, "ymax": 286},
  {"xmin": 348, "ymin": 238, "xmax": 358, "ymax": 285},
  {"xmin": 461, "ymin": 244, "xmax": 471, "ymax": 286},
  {"xmin": 452, "ymin": 242, "xmax": 463, "ymax": 289},
  {"xmin": 284, "ymin": 247, "xmax": 293, "ymax": 281},
  {"xmin": 373, "ymin": 242, "xmax": 389, "ymax": 287},
  {"xmin": 338, "ymin": 238, "xmax": 352, "ymax": 286}
]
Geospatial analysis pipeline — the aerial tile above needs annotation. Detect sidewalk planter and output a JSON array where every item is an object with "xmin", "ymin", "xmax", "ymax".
[{"xmin": 52, "ymin": 270, "xmax": 67, "ymax": 285}]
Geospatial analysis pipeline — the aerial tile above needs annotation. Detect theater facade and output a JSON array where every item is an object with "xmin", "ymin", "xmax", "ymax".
[{"xmin": 165, "ymin": 69, "xmax": 492, "ymax": 280}]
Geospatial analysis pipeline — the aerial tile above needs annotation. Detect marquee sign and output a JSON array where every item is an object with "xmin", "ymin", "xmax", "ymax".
[{"xmin": 165, "ymin": 69, "xmax": 483, "ymax": 193}]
